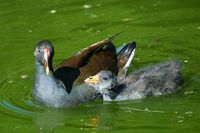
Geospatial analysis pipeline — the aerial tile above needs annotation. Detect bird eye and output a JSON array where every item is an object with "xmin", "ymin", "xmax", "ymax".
[
  {"xmin": 103, "ymin": 77, "xmax": 108, "ymax": 80},
  {"xmin": 38, "ymin": 49, "xmax": 41, "ymax": 53}
]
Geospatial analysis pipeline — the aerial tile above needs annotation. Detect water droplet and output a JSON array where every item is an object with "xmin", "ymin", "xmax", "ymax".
[
  {"xmin": 8, "ymin": 80, "xmax": 14, "ymax": 83},
  {"xmin": 90, "ymin": 14, "xmax": 98, "ymax": 18},
  {"xmin": 185, "ymin": 111, "xmax": 193, "ymax": 115},
  {"xmin": 50, "ymin": 9, "xmax": 56, "ymax": 14},
  {"xmin": 122, "ymin": 18, "xmax": 132, "ymax": 22},
  {"xmin": 83, "ymin": 4, "xmax": 92, "ymax": 9},
  {"xmin": 21, "ymin": 75, "xmax": 28, "ymax": 79},
  {"xmin": 134, "ymin": 58, "xmax": 140, "ymax": 61},
  {"xmin": 177, "ymin": 119, "xmax": 184, "ymax": 123},
  {"xmin": 184, "ymin": 90, "xmax": 194, "ymax": 95},
  {"xmin": 177, "ymin": 115, "xmax": 184, "ymax": 123}
]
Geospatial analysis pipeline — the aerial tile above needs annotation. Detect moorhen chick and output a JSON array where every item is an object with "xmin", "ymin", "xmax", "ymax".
[
  {"xmin": 33, "ymin": 36, "xmax": 136, "ymax": 107},
  {"xmin": 85, "ymin": 60, "xmax": 184, "ymax": 101}
]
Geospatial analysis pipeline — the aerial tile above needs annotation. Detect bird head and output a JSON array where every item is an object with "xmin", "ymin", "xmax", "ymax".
[
  {"xmin": 85, "ymin": 70, "xmax": 118, "ymax": 95},
  {"xmin": 34, "ymin": 40, "xmax": 54, "ymax": 75}
]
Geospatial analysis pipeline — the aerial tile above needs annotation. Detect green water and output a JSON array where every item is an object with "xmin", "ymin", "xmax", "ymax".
[{"xmin": 0, "ymin": 0, "xmax": 199, "ymax": 132}]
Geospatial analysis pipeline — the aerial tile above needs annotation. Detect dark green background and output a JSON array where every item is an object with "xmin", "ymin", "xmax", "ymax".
[{"xmin": 0, "ymin": 0, "xmax": 199, "ymax": 132}]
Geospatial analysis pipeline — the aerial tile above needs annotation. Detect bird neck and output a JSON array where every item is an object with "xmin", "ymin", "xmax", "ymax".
[
  {"xmin": 34, "ymin": 58, "xmax": 56, "ymax": 93},
  {"xmin": 48, "ymin": 58, "xmax": 54, "ymax": 72},
  {"xmin": 33, "ymin": 58, "xmax": 70, "ymax": 108}
]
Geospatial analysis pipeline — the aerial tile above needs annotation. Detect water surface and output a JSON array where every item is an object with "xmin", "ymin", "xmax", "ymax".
[{"xmin": 0, "ymin": 0, "xmax": 199, "ymax": 132}]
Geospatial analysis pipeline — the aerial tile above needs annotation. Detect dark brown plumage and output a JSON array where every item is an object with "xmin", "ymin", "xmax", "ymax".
[
  {"xmin": 56, "ymin": 41, "xmax": 118, "ymax": 85},
  {"xmin": 54, "ymin": 37, "xmax": 136, "ymax": 93}
]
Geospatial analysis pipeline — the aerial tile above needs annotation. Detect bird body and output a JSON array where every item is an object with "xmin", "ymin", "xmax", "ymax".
[
  {"xmin": 33, "ymin": 37, "xmax": 136, "ymax": 108},
  {"xmin": 33, "ymin": 58, "xmax": 98, "ymax": 107},
  {"xmin": 85, "ymin": 60, "xmax": 184, "ymax": 101}
]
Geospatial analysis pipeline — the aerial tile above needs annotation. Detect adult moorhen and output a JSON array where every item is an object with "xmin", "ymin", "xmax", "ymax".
[
  {"xmin": 33, "ymin": 36, "xmax": 136, "ymax": 107},
  {"xmin": 85, "ymin": 60, "xmax": 184, "ymax": 101}
]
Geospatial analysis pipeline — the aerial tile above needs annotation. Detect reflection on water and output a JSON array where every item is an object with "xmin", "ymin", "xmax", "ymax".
[
  {"xmin": 30, "ymin": 98, "xmax": 194, "ymax": 132},
  {"xmin": 0, "ymin": 96, "xmax": 197, "ymax": 132},
  {"xmin": 32, "ymin": 102, "xmax": 122, "ymax": 132},
  {"xmin": 33, "ymin": 109, "xmax": 66, "ymax": 133}
]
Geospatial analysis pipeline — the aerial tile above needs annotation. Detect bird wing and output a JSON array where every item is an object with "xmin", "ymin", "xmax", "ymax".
[
  {"xmin": 54, "ymin": 34, "xmax": 120, "ymax": 91},
  {"xmin": 56, "ymin": 34, "xmax": 118, "ymax": 69}
]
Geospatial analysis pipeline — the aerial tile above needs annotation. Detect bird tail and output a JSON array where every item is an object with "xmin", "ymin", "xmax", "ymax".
[{"xmin": 117, "ymin": 41, "xmax": 136, "ymax": 78}]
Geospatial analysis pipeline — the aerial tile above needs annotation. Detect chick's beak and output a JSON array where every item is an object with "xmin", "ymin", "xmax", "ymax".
[
  {"xmin": 84, "ymin": 75, "xmax": 99, "ymax": 85},
  {"xmin": 43, "ymin": 48, "xmax": 50, "ymax": 75}
]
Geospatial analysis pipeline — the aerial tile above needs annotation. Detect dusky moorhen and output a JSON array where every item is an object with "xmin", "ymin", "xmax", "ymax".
[
  {"xmin": 33, "ymin": 36, "xmax": 136, "ymax": 107},
  {"xmin": 85, "ymin": 60, "xmax": 184, "ymax": 101}
]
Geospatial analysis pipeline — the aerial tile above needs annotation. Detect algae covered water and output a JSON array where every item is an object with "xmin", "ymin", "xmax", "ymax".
[{"xmin": 0, "ymin": 0, "xmax": 199, "ymax": 132}]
